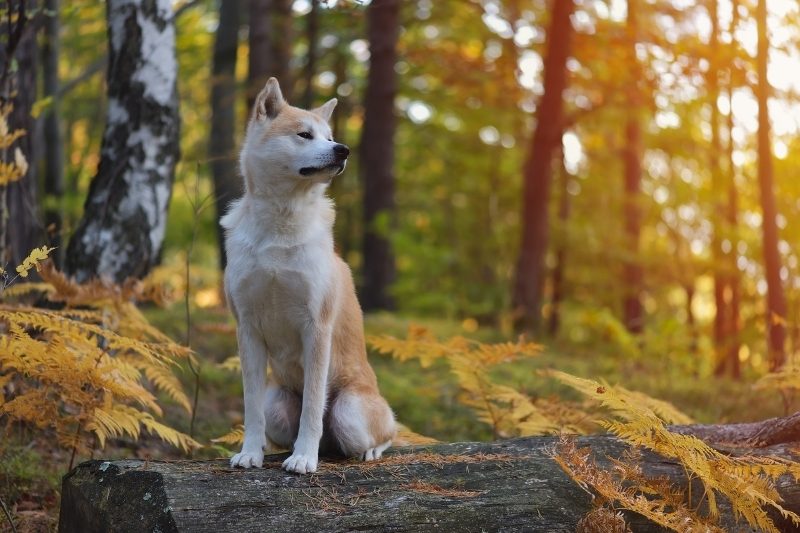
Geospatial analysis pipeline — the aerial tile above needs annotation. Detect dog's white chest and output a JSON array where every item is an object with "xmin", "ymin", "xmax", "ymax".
[{"xmin": 227, "ymin": 239, "xmax": 333, "ymax": 352}]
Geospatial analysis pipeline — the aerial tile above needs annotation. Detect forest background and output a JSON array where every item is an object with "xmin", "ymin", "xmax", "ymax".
[{"xmin": 2, "ymin": 0, "xmax": 800, "ymax": 530}]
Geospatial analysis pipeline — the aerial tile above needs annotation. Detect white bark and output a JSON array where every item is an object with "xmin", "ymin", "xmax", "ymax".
[{"xmin": 66, "ymin": 0, "xmax": 180, "ymax": 282}]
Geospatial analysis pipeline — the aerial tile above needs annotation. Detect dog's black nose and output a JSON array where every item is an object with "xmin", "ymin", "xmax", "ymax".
[{"xmin": 333, "ymin": 144, "xmax": 350, "ymax": 158}]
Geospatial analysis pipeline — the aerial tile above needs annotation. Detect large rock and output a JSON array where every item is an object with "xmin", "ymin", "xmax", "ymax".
[{"xmin": 58, "ymin": 435, "xmax": 800, "ymax": 532}]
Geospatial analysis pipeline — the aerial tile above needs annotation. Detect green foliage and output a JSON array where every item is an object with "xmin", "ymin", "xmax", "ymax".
[{"xmin": 0, "ymin": 446, "xmax": 59, "ymax": 504}]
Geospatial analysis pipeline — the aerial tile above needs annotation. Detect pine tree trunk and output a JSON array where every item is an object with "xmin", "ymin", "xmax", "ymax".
[
  {"xmin": 65, "ymin": 0, "xmax": 180, "ymax": 283},
  {"xmin": 360, "ymin": 0, "xmax": 400, "ymax": 311},
  {"xmin": 755, "ymin": 0, "xmax": 787, "ymax": 369},
  {"xmin": 43, "ymin": 0, "xmax": 64, "ymax": 268},
  {"xmin": 210, "ymin": 0, "xmax": 242, "ymax": 271},
  {"xmin": 300, "ymin": 0, "xmax": 319, "ymax": 109},
  {"xmin": 512, "ymin": 0, "xmax": 575, "ymax": 333},
  {"xmin": 723, "ymin": 0, "xmax": 742, "ymax": 379},
  {"xmin": 1, "ymin": 2, "xmax": 41, "ymax": 270},
  {"xmin": 708, "ymin": 0, "xmax": 729, "ymax": 374},
  {"xmin": 247, "ymin": 0, "xmax": 292, "ymax": 109},
  {"xmin": 548, "ymin": 154, "xmax": 571, "ymax": 336},
  {"xmin": 621, "ymin": 0, "xmax": 644, "ymax": 334}
]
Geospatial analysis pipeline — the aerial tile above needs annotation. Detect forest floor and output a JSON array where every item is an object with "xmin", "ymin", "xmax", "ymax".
[{"xmin": 1, "ymin": 303, "xmax": 792, "ymax": 532}]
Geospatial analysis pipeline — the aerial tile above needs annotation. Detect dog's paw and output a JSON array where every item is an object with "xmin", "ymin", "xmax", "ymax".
[
  {"xmin": 282, "ymin": 452, "xmax": 318, "ymax": 474},
  {"xmin": 230, "ymin": 450, "xmax": 264, "ymax": 469},
  {"xmin": 362, "ymin": 440, "xmax": 392, "ymax": 461}
]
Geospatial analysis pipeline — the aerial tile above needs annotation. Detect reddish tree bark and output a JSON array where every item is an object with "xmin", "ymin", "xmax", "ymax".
[
  {"xmin": 512, "ymin": 0, "xmax": 575, "ymax": 333},
  {"xmin": 708, "ymin": 0, "xmax": 729, "ymax": 370},
  {"xmin": 621, "ymin": 0, "xmax": 645, "ymax": 334},
  {"xmin": 756, "ymin": 0, "xmax": 787, "ymax": 369},
  {"xmin": 548, "ymin": 153, "xmax": 571, "ymax": 336}
]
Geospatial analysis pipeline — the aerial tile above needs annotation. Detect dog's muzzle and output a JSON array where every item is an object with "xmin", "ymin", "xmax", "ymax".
[{"xmin": 299, "ymin": 143, "xmax": 350, "ymax": 177}]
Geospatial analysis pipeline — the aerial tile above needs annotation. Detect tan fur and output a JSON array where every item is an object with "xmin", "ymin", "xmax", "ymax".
[{"xmin": 224, "ymin": 78, "xmax": 395, "ymax": 473}]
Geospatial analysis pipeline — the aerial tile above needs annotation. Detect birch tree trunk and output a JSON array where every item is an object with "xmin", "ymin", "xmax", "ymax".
[{"xmin": 65, "ymin": 0, "xmax": 180, "ymax": 283}]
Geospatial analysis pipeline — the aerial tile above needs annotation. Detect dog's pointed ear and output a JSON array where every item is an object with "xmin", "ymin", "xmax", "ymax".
[
  {"xmin": 312, "ymin": 98, "xmax": 338, "ymax": 122},
  {"xmin": 254, "ymin": 78, "xmax": 286, "ymax": 121}
]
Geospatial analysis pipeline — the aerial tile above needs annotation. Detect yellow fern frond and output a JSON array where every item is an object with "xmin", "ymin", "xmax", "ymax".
[
  {"xmin": 218, "ymin": 355, "xmax": 241, "ymax": 372},
  {"xmin": 393, "ymin": 424, "xmax": 440, "ymax": 446},
  {"xmin": 554, "ymin": 435, "xmax": 724, "ymax": 533},
  {"xmin": 211, "ymin": 425, "xmax": 244, "ymax": 446},
  {"xmin": 554, "ymin": 371, "xmax": 800, "ymax": 533},
  {"xmin": 15, "ymin": 246, "xmax": 55, "ymax": 278},
  {"xmin": 0, "ymin": 282, "xmax": 53, "ymax": 298},
  {"xmin": 140, "ymin": 414, "xmax": 201, "ymax": 452},
  {"xmin": 0, "ymin": 261, "xmax": 195, "ymax": 461},
  {"xmin": 368, "ymin": 327, "xmax": 557, "ymax": 437},
  {"xmin": 143, "ymin": 364, "xmax": 192, "ymax": 413},
  {"xmin": 88, "ymin": 405, "xmax": 199, "ymax": 452}
]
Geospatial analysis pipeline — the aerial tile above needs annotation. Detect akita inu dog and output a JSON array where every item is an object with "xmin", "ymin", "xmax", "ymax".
[{"xmin": 222, "ymin": 78, "xmax": 396, "ymax": 474}]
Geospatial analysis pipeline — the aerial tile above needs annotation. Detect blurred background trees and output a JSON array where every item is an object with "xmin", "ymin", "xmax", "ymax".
[{"xmin": 1, "ymin": 0, "xmax": 799, "ymax": 374}]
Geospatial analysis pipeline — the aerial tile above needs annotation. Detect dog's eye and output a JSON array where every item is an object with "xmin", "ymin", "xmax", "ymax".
[{"xmin": 297, "ymin": 132, "xmax": 313, "ymax": 140}]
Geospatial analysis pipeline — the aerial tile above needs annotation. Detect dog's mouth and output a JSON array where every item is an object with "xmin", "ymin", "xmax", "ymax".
[{"xmin": 299, "ymin": 162, "xmax": 345, "ymax": 177}]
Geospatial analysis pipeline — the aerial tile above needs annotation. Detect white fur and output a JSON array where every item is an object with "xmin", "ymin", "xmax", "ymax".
[{"xmin": 224, "ymin": 80, "xmax": 360, "ymax": 474}]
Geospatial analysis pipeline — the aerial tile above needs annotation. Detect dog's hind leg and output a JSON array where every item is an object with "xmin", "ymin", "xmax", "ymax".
[
  {"xmin": 231, "ymin": 323, "xmax": 269, "ymax": 468},
  {"xmin": 264, "ymin": 383, "xmax": 301, "ymax": 450},
  {"xmin": 328, "ymin": 388, "xmax": 396, "ymax": 461}
]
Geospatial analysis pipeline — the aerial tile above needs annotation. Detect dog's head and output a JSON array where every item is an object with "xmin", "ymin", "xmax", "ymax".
[{"xmin": 241, "ymin": 78, "xmax": 349, "ymax": 193}]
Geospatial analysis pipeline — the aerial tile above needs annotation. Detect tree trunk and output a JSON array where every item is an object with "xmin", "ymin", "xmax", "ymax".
[
  {"xmin": 708, "ymin": 0, "xmax": 729, "ymax": 375},
  {"xmin": 247, "ymin": 0, "xmax": 292, "ymax": 110},
  {"xmin": 360, "ymin": 0, "xmax": 400, "ymax": 311},
  {"xmin": 58, "ymin": 435, "xmax": 800, "ymax": 532},
  {"xmin": 1, "ymin": 1, "xmax": 41, "ymax": 270},
  {"xmin": 674, "ymin": 410, "xmax": 800, "ymax": 450},
  {"xmin": 755, "ymin": 0, "xmax": 787, "ymax": 369},
  {"xmin": 512, "ymin": 0, "xmax": 575, "ymax": 334},
  {"xmin": 42, "ymin": 0, "xmax": 65, "ymax": 268},
  {"xmin": 621, "ymin": 0, "xmax": 644, "ymax": 335},
  {"xmin": 722, "ymin": 0, "xmax": 742, "ymax": 379},
  {"xmin": 686, "ymin": 282, "xmax": 698, "ymax": 356},
  {"xmin": 65, "ymin": 0, "xmax": 180, "ymax": 283},
  {"xmin": 210, "ymin": 0, "xmax": 242, "ymax": 271},
  {"xmin": 548, "ymin": 153, "xmax": 571, "ymax": 336},
  {"xmin": 300, "ymin": 0, "xmax": 319, "ymax": 109}
]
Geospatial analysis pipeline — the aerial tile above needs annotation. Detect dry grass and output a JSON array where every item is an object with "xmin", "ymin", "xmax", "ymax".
[
  {"xmin": 256, "ymin": 450, "xmax": 519, "ymax": 475},
  {"xmin": 249, "ymin": 450, "xmax": 515, "ymax": 514},
  {"xmin": 576, "ymin": 507, "xmax": 632, "ymax": 533},
  {"xmin": 400, "ymin": 480, "xmax": 484, "ymax": 498}
]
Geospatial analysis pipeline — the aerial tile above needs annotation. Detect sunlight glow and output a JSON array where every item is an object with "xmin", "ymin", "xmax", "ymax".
[
  {"xmin": 562, "ymin": 132, "xmax": 584, "ymax": 175},
  {"xmin": 479, "ymin": 125, "xmax": 500, "ymax": 145},
  {"xmin": 517, "ymin": 51, "xmax": 542, "ymax": 92},
  {"xmin": 407, "ymin": 101, "xmax": 433, "ymax": 124}
]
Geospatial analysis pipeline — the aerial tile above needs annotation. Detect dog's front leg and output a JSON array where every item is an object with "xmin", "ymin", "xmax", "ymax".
[
  {"xmin": 282, "ymin": 324, "xmax": 332, "ymax": 474},
  {"xmin": 231, "ymin": 322, "xmax": 269, "ymax": 468}
]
